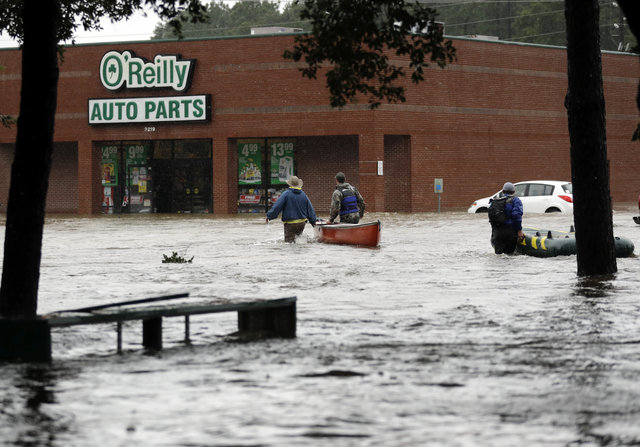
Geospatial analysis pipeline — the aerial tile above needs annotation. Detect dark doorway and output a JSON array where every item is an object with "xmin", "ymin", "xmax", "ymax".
[
  {"xmin": 153, "ymin": 159, "xmax": 212, "ymax": 213},
  {"xmin": 151, "ymin": 139, "xmax": 212, "ymax": 213}
]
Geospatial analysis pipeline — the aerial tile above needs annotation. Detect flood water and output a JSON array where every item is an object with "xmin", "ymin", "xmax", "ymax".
[{"xmin": 1, "ymin": 208, "xmax": 640, "ymax": 446}]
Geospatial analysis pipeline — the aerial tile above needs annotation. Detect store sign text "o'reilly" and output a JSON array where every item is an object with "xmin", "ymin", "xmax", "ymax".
[{"xmin": 100, "ymin": 50, "xmax": 194, "ymax": 92}]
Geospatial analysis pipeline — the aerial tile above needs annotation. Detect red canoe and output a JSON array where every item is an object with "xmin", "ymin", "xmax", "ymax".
[{"xmin": 314, "ymin": 220, "xmax": 382, "ymax": 247}]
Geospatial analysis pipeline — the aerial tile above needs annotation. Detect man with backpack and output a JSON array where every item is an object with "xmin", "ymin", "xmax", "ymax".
[
  {"xmin": 329, "ymin": 172, "xmax": 366, "ymax": 224},
  {"xmin": 488, "ymin": 182, "xmax": 525, "ymax": 254}
]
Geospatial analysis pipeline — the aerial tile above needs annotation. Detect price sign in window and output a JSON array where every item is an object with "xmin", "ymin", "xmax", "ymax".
[
  {"xmin": 125, "ymin": 143, "xmax": 148, "ymax": 165},
  {"xmin": 238, "ymin": 140, "xmax": 263, "ymax": 185},
  {"xmin": 101, "ymin": 145, "xmax": 119, "ymax": 187},
  {"xmin": 269, "ymin": 140, "xmax": 294, "ymax": 185}
]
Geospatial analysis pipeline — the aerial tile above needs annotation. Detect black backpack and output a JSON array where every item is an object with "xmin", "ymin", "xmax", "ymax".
[{"xmin": 488, "ymin": 196, "xmax": 513, "ymax": 225}]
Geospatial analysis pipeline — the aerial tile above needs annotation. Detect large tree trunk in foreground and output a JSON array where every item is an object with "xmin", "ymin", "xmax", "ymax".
[
  {"xmin": 564, "ymin": 0, "xmax": 616, "ymax": 277},
  {"xmin": 0, "ymin": 0, "xmax": 59, "ymax": 317}
]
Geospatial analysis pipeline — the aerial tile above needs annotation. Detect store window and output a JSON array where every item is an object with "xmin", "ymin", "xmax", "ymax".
[
  {"xmin": 100, "ymin": 139, "xmax": 212, "ymax": 214},
  {"xmin": 101, "ymin": 141, "xmax": 153, "ymax": 214},
  {"xmin": 237, "ymin": 138, "xmax": 295, "ymax": 213}
]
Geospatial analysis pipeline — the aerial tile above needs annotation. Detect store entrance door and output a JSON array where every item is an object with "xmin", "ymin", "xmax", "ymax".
[
  {"xmin": 152, "ymin": 160, "xmax": 212, "ymax": 213},
  {"xmin": 123, "ymin": 164, "xmax": 153, "ymax": 213}
]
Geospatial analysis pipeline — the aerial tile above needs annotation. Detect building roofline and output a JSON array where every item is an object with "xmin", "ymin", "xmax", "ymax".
[{"xmin": 1, "ymin": 31, "xmax": 637, "ymax": 57}]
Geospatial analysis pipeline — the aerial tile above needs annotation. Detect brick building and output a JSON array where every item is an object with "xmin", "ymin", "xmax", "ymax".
[{"xmin": 0, "ymin": 34, "xmax": 638, "ymax": 215}]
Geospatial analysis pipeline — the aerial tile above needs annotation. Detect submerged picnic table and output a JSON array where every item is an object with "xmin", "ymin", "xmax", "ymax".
[{"xmin": 0, "ymin": 294, "xmax": 297, "ymax": 362}]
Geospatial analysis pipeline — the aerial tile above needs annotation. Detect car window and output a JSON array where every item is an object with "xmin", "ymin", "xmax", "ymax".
[
  {"xmin": 527, "ymin": 183, "xmax": 553, "ymax": 196},
  {"xmin": 561, "ymin": 183, "xmax": 572, "ymax": 194},
  {"xmin": 514, "ymin": 184, "xmax": 527, "ymax": 197}
]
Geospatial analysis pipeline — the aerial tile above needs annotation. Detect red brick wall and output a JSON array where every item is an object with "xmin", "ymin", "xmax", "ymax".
[
  {"xmin": 0, "ymin": 142, "xmax": 78, "ymax": 213},
  {"xmin": 296, "ymin": 135, "xmax": 358, "ymax": 216},
  {"xmin": 47, "ymin": 142, "xmax": 79, "ymax": 213},
  {"xmin": 1, "ymin": 36, "xmax": 638, "ymax": 214},
  {"xmin": 384, "ymin": 135, "xmax": 411, "ymax": 212}
]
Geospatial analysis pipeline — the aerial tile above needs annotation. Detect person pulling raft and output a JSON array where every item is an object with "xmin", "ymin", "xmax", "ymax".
[{"xmin": 488, "ymin": 181, "xmax": 525, "ymax": 254}]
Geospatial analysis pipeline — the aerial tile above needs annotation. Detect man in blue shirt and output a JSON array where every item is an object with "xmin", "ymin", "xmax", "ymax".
[
  {"xmin": 490, "ymin": 182, "xmax": 525, "ymax": 254},
  {"xmin": 266, "ymin": 176, "xmax": 317, "ymax": 242}
]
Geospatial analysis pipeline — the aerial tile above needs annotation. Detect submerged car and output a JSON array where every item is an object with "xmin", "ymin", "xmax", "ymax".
[{"xmin": 468, "ymin": 180, "xmax": 573, "ymax": 214}]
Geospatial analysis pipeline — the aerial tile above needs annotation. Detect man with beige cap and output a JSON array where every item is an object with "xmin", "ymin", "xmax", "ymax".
[{"xmin": 266, "ymin": 176, "xmax": 318, "ymax": 242}]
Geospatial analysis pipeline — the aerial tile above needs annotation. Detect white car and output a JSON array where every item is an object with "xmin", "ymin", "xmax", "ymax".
[{"xmin": 468, "ymin": 180, "xmax": 573, "ymax": 214}]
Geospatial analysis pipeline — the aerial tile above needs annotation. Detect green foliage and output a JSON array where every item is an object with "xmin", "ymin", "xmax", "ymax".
[
  {"xmin": 153, "ymin": 1, "xmax": 306, "ymax": 39},
  {"xmin": 162, "ymin": 251, "xmax": 194, "ymax": 263},
  {"xmin": 283, "ymin": 0, "xmax": 456, "ymax": 109},
  {"xmin": 512, "ymin": 2, "xmax": 565, "ymax": 46},
  {"xmin": 1, "ymin": 114, "xmax": 15, "ymax": 128},
  {"xmin": 0, "ymin": 0, "xmax": 22, "ymax": 41}
]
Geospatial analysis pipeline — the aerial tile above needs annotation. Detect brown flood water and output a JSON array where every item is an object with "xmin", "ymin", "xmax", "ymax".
[{"xmin": 1, "ymin": 208, "xmax": 640, "ymax": 446}]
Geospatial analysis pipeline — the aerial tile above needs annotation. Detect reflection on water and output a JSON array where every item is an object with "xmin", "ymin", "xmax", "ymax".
[
  {"xmin": 573, "ymin": 274, "xmax": 617, "ymax": 298},
  {"xmin": 1, "ymin": 209, "xmax": 640, "ymax": 446},
  {"xmin": 2, "ymin": 364, "xmax": 77, "ymax": 446}
]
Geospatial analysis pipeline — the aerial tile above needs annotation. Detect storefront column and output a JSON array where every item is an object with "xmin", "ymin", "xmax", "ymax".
[
  {"xmin": 77, "ymin": 139, "xmax": 99, "ymax": 214},
  {"xmin": 212, "ymin": 138, "xmax": 231, "ymax": 214},
  {"xmin": 410, "ymin": 133, "xmax": 433, "ymax": 213},
  {"xmin": 358, "ymin": 133, "xmax": 385, "ymax": 213}
]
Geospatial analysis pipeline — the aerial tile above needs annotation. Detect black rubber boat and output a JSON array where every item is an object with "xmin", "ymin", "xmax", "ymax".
[{"xmin": 516, "ymin": 227, "xmax": 635, "ymax": 258}]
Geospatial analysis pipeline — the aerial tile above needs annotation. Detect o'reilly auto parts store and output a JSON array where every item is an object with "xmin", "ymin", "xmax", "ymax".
[{"xmin": 1, "ymin": 34, "xmax": 638, "ymax": 215}]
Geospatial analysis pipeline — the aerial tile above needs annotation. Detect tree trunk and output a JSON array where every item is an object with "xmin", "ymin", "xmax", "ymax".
[
  {"xmin": 564, "ymin": 0, "xmax": 616, "ymax": 276},
  {"xmin": 0, "ymin": 0, "xmax": 59, "ymax": 317}
]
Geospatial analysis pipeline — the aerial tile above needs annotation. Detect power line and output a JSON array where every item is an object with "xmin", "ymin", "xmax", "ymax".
[{"xmin": 444, "ymin": 8, "xmax": 564, "ymax": 29}]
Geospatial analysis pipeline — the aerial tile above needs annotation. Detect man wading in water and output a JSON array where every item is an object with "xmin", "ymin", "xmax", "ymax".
[
  {"xmin": 266, "ymin": 176, "xmax": 317, "ymax": 242},
  {"xmin": 489, "ymin": 182, "xmax": 525, "ymax": 254}
]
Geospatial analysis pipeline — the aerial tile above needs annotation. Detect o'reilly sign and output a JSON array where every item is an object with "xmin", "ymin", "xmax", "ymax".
[
  {"xmin": 89, "ymin": 50, "xmax": 210, "ymax": 125},
  {"xmin": 100, "ymin": 50, "xmax": 194, "ymax": 91}
]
